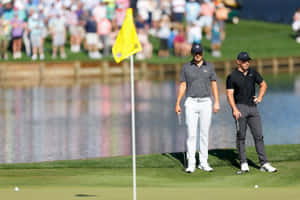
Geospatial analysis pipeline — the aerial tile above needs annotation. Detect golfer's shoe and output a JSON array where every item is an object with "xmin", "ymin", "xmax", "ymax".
[
  {"xmin": 198, "ymin": 163, "xmax": 213, "ymax": 172},
  {"xmin": 241, "ymin": 162, "xmax": 249, "ymax": 172},
  {"xmin": 185, "ymin": 165, "xmax": 196, "ymax": 173},
  {"xmin": 185, "ymin": 159, "xmax": 196, "ymax": 173},
  {"xmin": 260, "ymin": 163, "xmax": 277, "ymax": 173}
]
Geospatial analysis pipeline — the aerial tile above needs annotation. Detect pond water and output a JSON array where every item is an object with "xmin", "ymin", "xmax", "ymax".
[{"xmin": 0, "ymin": 72, "xmax": 299, "ymax": 163}]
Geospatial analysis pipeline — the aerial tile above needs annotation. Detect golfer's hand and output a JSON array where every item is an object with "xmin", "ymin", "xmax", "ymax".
[
  {"xmin": 233, "ymin": 109, "xmax": 242, "ymax": 120},
  {"xmin": 253, "ymin": 96, "xmax": 262, "ymax": 104},
  {"xmin": 175, "ymin": 104, "xmax": 181, "ymax": 114},
  {"xmin": 213, "ymin": 102, "xmax": 220, "ymax": 113}
]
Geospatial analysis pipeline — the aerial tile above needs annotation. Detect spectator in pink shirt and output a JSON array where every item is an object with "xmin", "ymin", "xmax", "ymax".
[
  {"xmin": 198, "ymin": 0, "xmax": 215, "ymax": 40},
  {"xmin": 114, "ymin": 6, "xmax": 126, "ymax": 28},
  {"xmin": 97, "ymin": 16, "xmax": 112, "ymax": 56}
]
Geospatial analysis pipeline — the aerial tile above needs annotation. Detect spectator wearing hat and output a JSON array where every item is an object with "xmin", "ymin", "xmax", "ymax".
[{"xmin": 175, "ymin": 43, "xmax": 220, "ymax": 173}]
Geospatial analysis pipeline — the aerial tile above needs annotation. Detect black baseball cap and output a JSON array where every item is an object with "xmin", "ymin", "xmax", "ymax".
[
  {"xmin": 237, "ymin": 52, "xmax": 251, "ymax": 61},
  {"xmin": 191, "ymin": 43, "xmax": 203, "ymax": 54}
]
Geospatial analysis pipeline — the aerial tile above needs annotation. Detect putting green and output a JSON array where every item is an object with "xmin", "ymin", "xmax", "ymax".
[
  {"xmin": 1, "ymin": 187, "xmax": 300, "ymax": 200},
  {"xmin": 1, "ymin": 145, "xmax": 300, "ymax": 200}
]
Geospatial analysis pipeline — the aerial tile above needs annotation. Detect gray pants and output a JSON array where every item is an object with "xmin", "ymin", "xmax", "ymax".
[{"xmin": 236, "ymin": 104, "xmax": 268, "ymax": 166}]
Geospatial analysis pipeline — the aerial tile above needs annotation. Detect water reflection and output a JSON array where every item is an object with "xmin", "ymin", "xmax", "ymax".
[{"xmin": 0, "ymin": 74, "xmax": 299, "ymax": 163}]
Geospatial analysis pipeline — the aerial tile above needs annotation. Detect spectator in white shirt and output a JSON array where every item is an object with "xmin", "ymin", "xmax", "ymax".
[
  {"xmin": 171, "ymin": 0, "xmax": 186, "ymax": 23},
  {"xmin": 48, "ymin": 12, "xmax": 67, "ymax": 59},
  {"xmin": 292, "ymin": 8, "xmax": 300, "ymax": 43}
]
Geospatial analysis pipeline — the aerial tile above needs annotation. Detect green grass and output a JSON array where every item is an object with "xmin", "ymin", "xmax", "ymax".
[
  {"xmin": 0, "ymin": 144, "xmax": 300, "ymax": 199},
  {"xmin": 4, "ymin": 20, "xmax": 300, "ymax": 64}
]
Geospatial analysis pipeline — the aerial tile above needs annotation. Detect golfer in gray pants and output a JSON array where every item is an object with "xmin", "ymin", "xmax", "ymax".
[
  {"xmin": 226, "ymin": 52, "xmax": 277, "ymax": 173},
  {"xmin": 175, "ymin": 43, "xmax": 220, "ymax": 173}
]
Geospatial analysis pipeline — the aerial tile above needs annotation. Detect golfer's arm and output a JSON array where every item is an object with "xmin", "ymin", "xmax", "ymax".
[
  {"xmin": 257, "ymin": 81, "xmax": 267, "ymax": 100},
  {"xmin": 176, "ymin": 82, "xmax": 186, "ymax": 106},
  {"xmin": 211, "ymin": 81, "xmax": 220, "ymax": 104},
  {"xmin": 226, "ymin": 89, "xmax": 238, "ymax": 111}
]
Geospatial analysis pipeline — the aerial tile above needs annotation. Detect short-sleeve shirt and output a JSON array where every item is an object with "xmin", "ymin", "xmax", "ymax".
[
  {"xmin": 185, "ymin": 2, "xmax": 201, "ymax": 23},
  {"xmin": 180, "ymin": 60, "xmax": 217, "ymax": 98},
  {"xmin": 201, "ymin": 2, "xmax": 215, "ymax": 17},
  {"xmin": 226, "ymin": 68, "xmax": 263, "ymax": 105}
]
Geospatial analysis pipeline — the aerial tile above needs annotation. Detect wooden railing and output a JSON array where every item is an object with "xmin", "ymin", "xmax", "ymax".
[{"xmin": 0, "ymin": 56, "xmax": 300, "ymax": 87}]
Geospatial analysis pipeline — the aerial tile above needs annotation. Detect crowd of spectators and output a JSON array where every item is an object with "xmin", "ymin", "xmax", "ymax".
[{"xmin": 0, "ymin": 0, "xmax": 235, "ymax": 61}]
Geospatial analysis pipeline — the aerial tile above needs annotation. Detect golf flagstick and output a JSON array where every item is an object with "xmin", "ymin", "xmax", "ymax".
[
  {"xmin": 130, "ymin": 55, "xmax": 137, "ymax": 200},
  {"xmin": 111, "ymin": 9, "xmax": 141, "ymax": 200}
]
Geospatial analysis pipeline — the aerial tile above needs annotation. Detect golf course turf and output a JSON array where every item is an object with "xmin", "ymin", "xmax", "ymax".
[{"xmin": 0, "ymin": 144, "xmax": 300, "ymax": 200}]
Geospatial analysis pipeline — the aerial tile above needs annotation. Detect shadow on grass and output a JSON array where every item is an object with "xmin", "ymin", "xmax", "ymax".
[
  {"xmin": 75, "ymin": 194, "xmax": 97, "ymax": 197},
  {"xmin": 168, "ymin": 149, "xmax": 260, "ymax": 169}
]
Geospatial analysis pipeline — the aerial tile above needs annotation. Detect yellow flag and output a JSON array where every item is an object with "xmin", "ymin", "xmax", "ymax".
[{"xmin": 112, "ymin": 8, "xmax": 142, "ymax": 63}]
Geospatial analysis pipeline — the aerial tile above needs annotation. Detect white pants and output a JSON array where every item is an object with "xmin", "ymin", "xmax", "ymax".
[
  {"xmin": 292, "ymin": 21, "xmax": 300, "ymax": 32},
  {"xmin": 184, "ymin": 97, "xmax": 212, "ymax": 165}
]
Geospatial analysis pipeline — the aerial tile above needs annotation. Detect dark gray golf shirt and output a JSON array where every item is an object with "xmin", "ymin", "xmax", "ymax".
[{"xmin": 180, "ymin": 60, "xmax": 217, "ymax": 98}]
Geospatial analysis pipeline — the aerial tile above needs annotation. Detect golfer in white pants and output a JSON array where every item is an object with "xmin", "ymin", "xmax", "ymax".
[{"xmin": 175, "ymin": 43, "xmax": 220, "ymax": 173}]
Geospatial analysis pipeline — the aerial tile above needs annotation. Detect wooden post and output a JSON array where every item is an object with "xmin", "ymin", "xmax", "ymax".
[
  {"xmin": 224, "ymin": 61, "xmax": 231, "ymax": 76},
  {"xmin": 39, "ymin": 62, "xmax": 45, "ymax": 85},
  {"xmin": 272, "ymin": 58, "xmax": 279, "ymax": 75},
  {"xmin": 175, "ymin": 63, "xmax": 181, "ymax": 79},
  {"xmin": 257, "ymin": 59, "xmax": 263, "ymax": 74},
  {"xmin": 123, "ymin": 61, "xmax": 130, "ymax": 77},
  {"xmin": 102, "ymin": 61, "xmax": 109, "ymax": 77},
  {"xmin": 288, "ymin": 56, "xmax": 294, "ymax": 74},
  {"xmin": 159, "ymin": 64, "xmax": 164, "ymax": 80},
  {"xmin": 141, "ymin": 62, "xmax": 147, "ymax": 79},
  {"xmin": 0, "ymin": 64, "xmax": 2, "ymax": 84},
  {"xmin": 74, "ymin": 61, "xmax": 81, "ymax": 82}
]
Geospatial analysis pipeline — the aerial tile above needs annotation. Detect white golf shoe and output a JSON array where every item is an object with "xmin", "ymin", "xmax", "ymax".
[
  {"xmin": 241, "ymin": 162, "xmax": 249, "ymax": 172},
  {"xmin": 185, "ymin": 160, "xmax": 196, "ymax": 173},
  {"xmin": 260, "ymin": 163, "xmax": 277, "ymax": 173},
  {"xmin": 185, "ymin": 165, "xmax": 195, "ymax": 173},
  {"xmin": 198, "ymin": 163, "xmax": 213, "ymax": 172}
]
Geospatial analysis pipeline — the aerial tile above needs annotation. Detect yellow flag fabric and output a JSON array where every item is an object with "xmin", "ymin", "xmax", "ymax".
[{"xmin": 112, "ymin": 8, "xmax": 142, "ymax": 63}]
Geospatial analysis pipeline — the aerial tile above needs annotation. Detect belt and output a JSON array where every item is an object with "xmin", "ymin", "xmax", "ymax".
[{"xmin": 189, "ymin": 97, "xmax": 211, "ymax": 102}]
